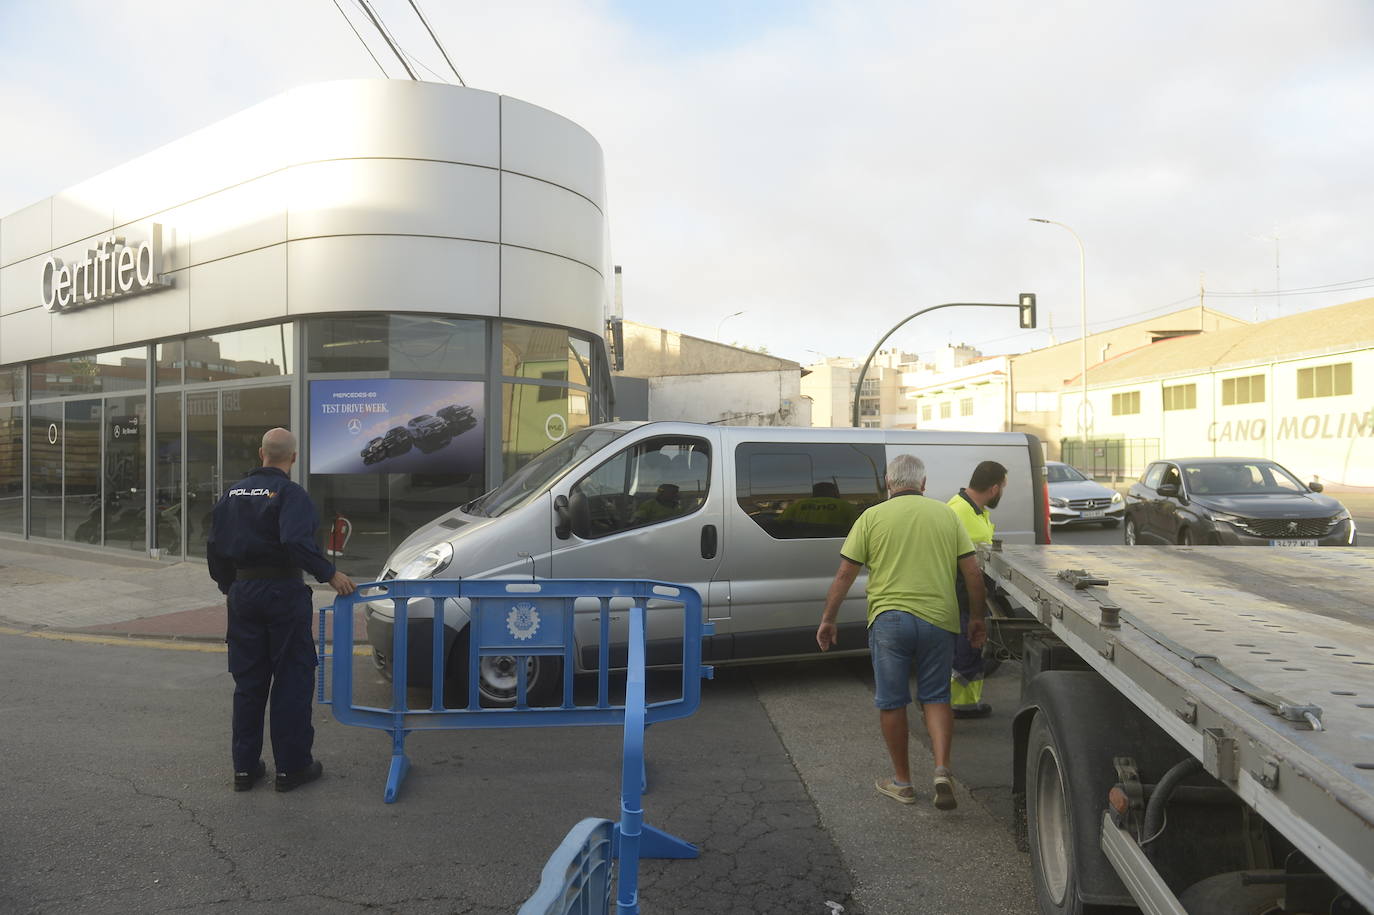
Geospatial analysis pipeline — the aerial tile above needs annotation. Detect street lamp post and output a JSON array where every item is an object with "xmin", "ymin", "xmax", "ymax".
[
  {"xmin": 850, "ymin": 297, "xmax": 1037, "ymax": 428},
  {"xmin": 715, "ymin": 310, "xmax": 746, "ymax": 342},
  {"xmin": 1029, "ymin": 218, "xmax": 1090, "ymax": 446}
]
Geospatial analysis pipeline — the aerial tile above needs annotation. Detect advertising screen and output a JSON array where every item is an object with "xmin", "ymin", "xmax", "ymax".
[{"xmin": 309, "ymin": 379, "xmax": 484, "ymax": 475}]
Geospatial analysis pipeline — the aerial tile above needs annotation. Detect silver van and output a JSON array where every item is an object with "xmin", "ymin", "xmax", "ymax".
[{"xmin": 363, "ymin": 422, "xmax": 1048, "ymax": 705}]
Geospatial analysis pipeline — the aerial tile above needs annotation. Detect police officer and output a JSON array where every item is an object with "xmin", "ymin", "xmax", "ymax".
[
  {"xmin": 207, "ymin": 428, "xmax": 355, "ymax": 792},
  {"xmin": 946, "ymin": 460, "xmax": 1006, "ymax": 718}
]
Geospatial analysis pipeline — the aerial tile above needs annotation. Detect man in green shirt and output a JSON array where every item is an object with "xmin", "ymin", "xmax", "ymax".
[
  {"xmin": 815, "ymin": 453, "xmax": 988, "ymax": 810},
  {"xmin": 946, "ymin": 461, "xmax": 1007, "ymax": 719}
]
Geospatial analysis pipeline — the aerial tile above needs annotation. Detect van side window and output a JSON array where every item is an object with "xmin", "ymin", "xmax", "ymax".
[
  {"xmin": 735, "ymin": 442, "xmax": 885, "ymax": 540},
  {"xmin": 568, "ymin": 437, "xmax": 710, "ymax": 539}
]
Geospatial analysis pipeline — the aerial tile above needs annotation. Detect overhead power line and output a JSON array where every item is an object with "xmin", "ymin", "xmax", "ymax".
[
  {"xmin": 357, "ymin": 0, "xmax": 418, "ymax": 79},
  {"xmin": 1202, "ymin": 274, "xmax": 1374, "ymax": 298},
  {"xmin": 407, "ymin": 0, "xmax": 466, "ymax": 86},
  {"xmin": 328, "ymin": 0, "xmax": 388, "ymax": 76}
]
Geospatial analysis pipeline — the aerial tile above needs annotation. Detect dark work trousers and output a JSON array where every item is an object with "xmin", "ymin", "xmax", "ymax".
[
  {"xmin": 950, "ymin": 575, "xmax": 987, "ymax": 706},
  {"xmin": 226, "ymin": 578, "xmax": 317, "ymax": 773}
]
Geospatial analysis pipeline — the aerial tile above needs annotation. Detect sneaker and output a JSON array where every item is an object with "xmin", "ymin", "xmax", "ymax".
[
  {"xmin": 233, "ymin": 759, "xmax": 266, "ymax": 792},
  {"xmin": 875, "ymin": 777, "xmax": 916, "ymax": 805},
  {"xmin": 933, "ymin": 768, "xmax": 957, "ymax": 811},
  {"xmin": 953, "ymin": 702, "xmax": 993, "ymax": 719},
  {"xmin": 275, "ymin": 759, "xmax": 324, "ymax": 793}
]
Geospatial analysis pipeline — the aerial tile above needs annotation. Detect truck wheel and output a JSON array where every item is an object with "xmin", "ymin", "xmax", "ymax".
[
  {"xmin": 445, "ymin": 629, "xmax": 562, "ymax": 709},
  {"xmin": 1178, "ymin": 871, "xmax": 1283, "ymax": 914},
  {"xmin": 1124, "ymin": 518, "xmax": 1139, "ymax": 545},
  {"xmin": 1026, "ymin": 714, "xmax": 1086, "ymax": 914}
]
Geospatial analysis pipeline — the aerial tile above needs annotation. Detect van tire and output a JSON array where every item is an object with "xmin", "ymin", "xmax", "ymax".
[{"xmin": 445, "ymin": 628, "xmax": 563, "ymax": 709}]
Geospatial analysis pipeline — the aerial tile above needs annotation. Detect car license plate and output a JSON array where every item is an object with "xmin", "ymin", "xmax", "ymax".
[
  {"xmin": 1081, "ymin": 509, "xmax": 1104, "ymax": 518},
  {"xmin": 1269, "ymin": 539, "xmax": 1319, "ymax": 547}
]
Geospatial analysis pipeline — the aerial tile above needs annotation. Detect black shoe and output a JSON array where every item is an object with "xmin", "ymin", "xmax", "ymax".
[
  {"xmin": 953, "ymin": 702, "xmax": 993, "ymax": 719},
  {"xmin": 234, "ymin": 759, "xmax": 267, "ymax": 792},
  {"xmin": 275, "ymin": 759, "xmax": 324, "ymax": 792}
]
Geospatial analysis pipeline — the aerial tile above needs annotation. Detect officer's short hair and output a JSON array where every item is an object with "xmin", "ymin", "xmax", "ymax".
[
  {"xmin": 886, "ymin": 454, "xmax": 926, "ymax": 492},
  {"xmin": 261, "ymin": 428, "xmax": 298, "ymax": 463},
  {"xmin": 969, "ymin": 460, "xmax": 1008, "ymax": 491}
]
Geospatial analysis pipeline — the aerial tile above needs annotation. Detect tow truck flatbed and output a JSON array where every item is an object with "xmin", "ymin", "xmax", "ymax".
[{"xmin": 983, "ymin": 544, "xmax": 1374, "ymax": 911}]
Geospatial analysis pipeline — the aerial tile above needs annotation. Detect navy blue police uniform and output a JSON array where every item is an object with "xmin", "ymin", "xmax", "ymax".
[{"xmin": 207, "ymin": 466, "xmax": 335, "ymax": 779}]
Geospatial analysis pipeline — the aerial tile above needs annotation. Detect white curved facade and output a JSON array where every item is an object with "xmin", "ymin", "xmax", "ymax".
[
  {"xmin": 0, "ymin": 81, "xmax": 614, "ymax": 568},
  {"xmin": 0, "ymin": 79, "xmax": 609, "ymax": 357}
]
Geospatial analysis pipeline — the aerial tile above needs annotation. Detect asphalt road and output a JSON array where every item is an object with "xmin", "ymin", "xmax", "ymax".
[{"xmin": 0, "ymin": 629, "xmax": 1034, "ymax": 915}]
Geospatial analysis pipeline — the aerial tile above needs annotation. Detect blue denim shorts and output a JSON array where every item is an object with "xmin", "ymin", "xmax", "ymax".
[{"xmin": 867, "ymin": 609, "xmax": 956, "ymax": 709}]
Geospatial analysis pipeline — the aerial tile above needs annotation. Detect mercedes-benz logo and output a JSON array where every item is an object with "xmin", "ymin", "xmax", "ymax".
[{"xmin": 347, "ymin": 418, "xmax": 362, "ymax": 435}]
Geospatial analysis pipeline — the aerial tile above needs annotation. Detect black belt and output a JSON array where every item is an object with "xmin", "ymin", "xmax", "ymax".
[{"xmin": 235, "ymin": 566, "xmax": 302, "ymax": 581}]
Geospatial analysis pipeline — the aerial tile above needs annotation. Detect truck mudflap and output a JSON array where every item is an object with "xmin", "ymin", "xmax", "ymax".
[{"xmin": 1015, "ymin": 669, "xmax": 1193, "ymax": 908}]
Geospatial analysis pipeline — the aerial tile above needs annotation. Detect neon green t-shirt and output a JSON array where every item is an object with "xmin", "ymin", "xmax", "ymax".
[
  {"xmin": 947, "ymin": 491, "xmax": 995, "ymax": 544},
  {"xmin": 840, "ymin": 492, "xmax": 975, "ymax": 633}
]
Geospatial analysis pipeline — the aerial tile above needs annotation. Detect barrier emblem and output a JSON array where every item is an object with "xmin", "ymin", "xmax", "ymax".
[{"xmin": 507, "ymin": 602, "xmax": 541, "ymax": 641}]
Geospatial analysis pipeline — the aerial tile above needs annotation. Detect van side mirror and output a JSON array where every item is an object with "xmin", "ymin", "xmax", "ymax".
[
  {"xmin": 1157, "ymin": 482, "xmax": 1180, "ymax": 498},
  {"xmin": 553, "ymin": 494, "xmax": 572, "ymax": 540},
  {"xmin": 1308, "ymin": 481, "xmax": 1324, "ymax": 493}
]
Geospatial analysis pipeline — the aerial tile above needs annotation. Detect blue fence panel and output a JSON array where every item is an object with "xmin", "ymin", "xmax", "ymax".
[
  {"xmin": 518, "ymin": 818, "xmax": 616, "ymax": 915},
  {"xmin": 317, "ymin": 578, "xmax": 713, "ymax": 803}
]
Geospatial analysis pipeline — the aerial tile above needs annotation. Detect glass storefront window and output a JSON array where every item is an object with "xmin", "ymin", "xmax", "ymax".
[
  {"xmin": 306, "ymin": 315, "xmax": 486, "ymax": 375},
  {"xmin": 63, "ymin": 399, "xmax": 101, "ymax": 543},
  {"xmin": 155, "ymin": 340, "xmax": 183, "ymax": 386},
  {"xmin": 30, "ymin": 403, "xmax": 63, "ymax": 539},
  {"xmin": 0, "ymin": 367, "xmax": 23, "ymax": 402},
  {"xmin": 223, "ymin": 386, "xmax": 291, "ymax": 478},
  {"xmin": 184, "ymin": 391, "xmax": 219, "ymax": 558},
  {"xmin": 30, "ymin": 346, "xmax": 148, "ymax": 397},
  {"xmin": 0, "ymin": 405, "xmax": 22, "ymax": 534},
  {"xmin": 502, "ymin": 323, "xmax": 590, "ymax": 388},
  {"xmin": 184, "ymin": 324, "xmax": 293, "ymax": 384},
  {"xmin": 501, "ymin": 382, "xmax": 591, "ymax": 475}
]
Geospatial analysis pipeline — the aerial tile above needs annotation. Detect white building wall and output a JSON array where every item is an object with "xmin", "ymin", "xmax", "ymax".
[
  {"xmin": 1061, "ymin": 346, "xmax": 1374, "ymax": 486},
  {"xmin": 648, "ymin": 370, "xmax": 810, "ymax": 426}
]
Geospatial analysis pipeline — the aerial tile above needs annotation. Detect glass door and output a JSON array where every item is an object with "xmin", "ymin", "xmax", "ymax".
[
  {"xmin": 154, "ymin": 392, "xmax": 182, "ymax": 558},
  {"xmin": 103, "ymin": 395, "xmax": 146, "ymax": 551}
]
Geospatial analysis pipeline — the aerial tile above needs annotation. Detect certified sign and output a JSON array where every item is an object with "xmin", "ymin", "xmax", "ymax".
[{"xmin": 41, "ymin": 224, "xmax": 173, "ymax": 313}]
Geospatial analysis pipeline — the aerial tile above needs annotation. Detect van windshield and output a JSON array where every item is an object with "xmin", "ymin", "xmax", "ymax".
[{"xmin": 466, "ymin": 428, "xmax": 627, "ymax": 518}]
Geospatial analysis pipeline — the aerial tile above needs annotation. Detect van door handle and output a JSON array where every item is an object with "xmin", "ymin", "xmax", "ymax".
[{"xmin": 700, "ymin": 524, "xmax": 717, "ymax": 559}]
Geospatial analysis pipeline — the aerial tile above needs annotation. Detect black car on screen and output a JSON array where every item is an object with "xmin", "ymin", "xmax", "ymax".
[
  {"xmin": 406, "ymin": 413, "xmax": 452, "ymax": 452},
  {"xmin": 1123, "ymin": 457, "xmax": 1355, "ymax": 547},
  {"xmin": 437, "ymin": 403, "xmax": 477, "ymax": 436},
  {"xmin": 382, "ymin": 426, "xmax": 414, "ymax": 457},
  {"xmin": 360, "ymin": 436, "xmax": 387, "ymax": 465}
]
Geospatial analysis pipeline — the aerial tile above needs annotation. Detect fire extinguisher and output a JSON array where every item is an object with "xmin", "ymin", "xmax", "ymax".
[{"xmin": 327, "ymin": 514, "xmax": 352, "ymax": 557}]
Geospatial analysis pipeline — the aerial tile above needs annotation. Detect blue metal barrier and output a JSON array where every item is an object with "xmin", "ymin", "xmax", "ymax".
[
  {"xmin": 317, "ymin": 578, "xmax": 714, "ymax": 805},
  {"xmin": 520, "ymin": 602, "xmax": 662, "ymax": 914}
]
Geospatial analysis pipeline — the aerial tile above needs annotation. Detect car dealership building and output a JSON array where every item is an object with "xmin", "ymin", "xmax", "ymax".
[{"xmin": 0, "ymin": 80, "xmax": 614, "ymax": 571}]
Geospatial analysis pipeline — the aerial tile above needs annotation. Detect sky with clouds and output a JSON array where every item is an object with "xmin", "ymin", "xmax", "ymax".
[{"xmin": 2, "ymin": 0, "xmax": 1372, "ymax": 365}]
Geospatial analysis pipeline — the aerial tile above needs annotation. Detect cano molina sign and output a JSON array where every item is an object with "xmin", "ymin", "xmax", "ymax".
[
  {"xmin": 41, "ymin": 224, "xmax": 172, "ymax": 313},
  {"xmin": 1208, "ymin": 409, "xmax": 1374, "ymax": 442}
]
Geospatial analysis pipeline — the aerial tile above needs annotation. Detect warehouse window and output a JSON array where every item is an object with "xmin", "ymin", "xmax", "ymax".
[
  {"xmin": 960, "ymin": 397, "xmax": 974, "ymax": 416},
  {"xmin": 1297, "ymin": 362, "xmax": 1352, "ymax": 399},
  {"xmin": 939, "ymin": 402, "xmax": 952, "ymax": 419},
  {"xmin": 921, "ymin": 404, "xmax": 931, "ymax": 421},
  {"xmin": 1111, "ymin": 391, "xmax": 1141, "ymax": 415},
  {"xmin": 1221, "ymin": 374, "xmax": 1265, "ymax": 405},
  {"xmin": 1162, "ymin": 383, "xmax": 1196, "ymax": 411}
]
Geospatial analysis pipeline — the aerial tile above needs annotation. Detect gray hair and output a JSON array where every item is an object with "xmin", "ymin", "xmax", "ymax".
[
  {"xmin": 886, "ymin": 453, "xmax": 927, "ymax": 493},
  {"xmin": 261, "ymin": 427, "xmax": 298, "ymax": 463}
]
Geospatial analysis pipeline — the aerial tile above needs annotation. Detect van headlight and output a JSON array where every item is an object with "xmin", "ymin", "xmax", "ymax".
[
  {"xmin": 1050, "ymin": 497, "xmax": 1068, "ymax": 509},
  {"xmin": 396, "ymin": 542, "xmax": 454, "ymax": 580}
]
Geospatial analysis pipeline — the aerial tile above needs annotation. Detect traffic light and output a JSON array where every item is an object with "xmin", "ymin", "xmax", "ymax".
[{"xmin": 1019, "ymin": 292, "xmax": 1037, "ymax": 329}]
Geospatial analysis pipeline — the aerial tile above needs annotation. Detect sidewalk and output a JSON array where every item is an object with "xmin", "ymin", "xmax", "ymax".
[{"xmin": 0, "ymin": 537, "xmax": 364, "ymax": 643}]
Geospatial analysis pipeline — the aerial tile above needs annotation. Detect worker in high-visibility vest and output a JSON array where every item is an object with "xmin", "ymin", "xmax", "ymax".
[{"xmin": 946, "ymin": 461, "xmax": 1006, "ymax": 718}]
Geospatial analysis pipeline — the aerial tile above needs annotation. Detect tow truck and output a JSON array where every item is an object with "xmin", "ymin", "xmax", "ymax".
[{"xmin": 984, "ymin": 543, "xmax": 1374, "ymax": 914}]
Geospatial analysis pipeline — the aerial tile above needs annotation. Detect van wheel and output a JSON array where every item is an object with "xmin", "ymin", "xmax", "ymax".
[
  {"xmin": 445, "ymin": 629, "xmax": 562, "ymax": 708},
  {"xmin": 1124, "ymin": 518, "xmax": 1139, "ymax": 546},
  {"xmin": 1026, "ymin": 714, "xmax": 1086, "ymax": 914}
]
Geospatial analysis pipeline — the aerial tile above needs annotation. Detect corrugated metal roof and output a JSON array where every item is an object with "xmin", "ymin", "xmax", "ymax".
[{"xmin": 1081, "ymin": 298, "xmax": 1374, "ymax": 388}]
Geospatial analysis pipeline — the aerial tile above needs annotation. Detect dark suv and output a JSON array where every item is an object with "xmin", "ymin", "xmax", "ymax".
[
  {"xmin": 437, "ymin": 403, "xmax": 477, "ymax": 436},
  {"xmin": 406, "ymin": 413, "xmax": 451, "ymax": 452},
  {"xmin": 1124, "ymin": 457, "xmax": 1355, "ymax": 546},
  {"xmin": 360, "ymin": 436, "xmax": 387, "ymax": 465},
  {"xmin": 382, "ymin": 426, "xmax": 413, "ymax": 457}
]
